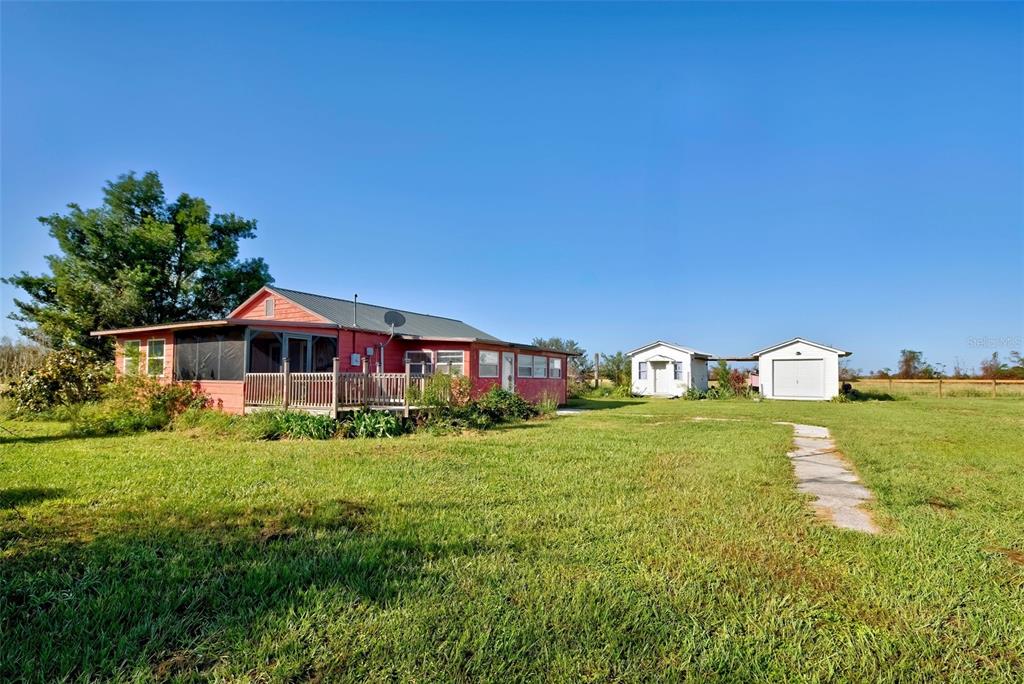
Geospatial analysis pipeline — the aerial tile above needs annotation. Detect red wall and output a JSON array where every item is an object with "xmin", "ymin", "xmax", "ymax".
[
  {"xmin": 469, "ymin": 342, "xmax": 568, "ymax": 404},
  {"xmin": 234, "ymin": 289, "xmax": 329, "ymax": 323},
  {"xmin": 112, "ymin": 319, "xmax": 570, "ymax": 411},
  {"xmin": 114, "ymin": 332, "xmax": 174, "ymax": 381},
  {"xmin": 193, "ymin": 380, "xmax": 245, "ymax": 414}
]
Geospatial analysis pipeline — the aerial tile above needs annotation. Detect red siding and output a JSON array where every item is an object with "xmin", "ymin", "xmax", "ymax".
[
  {"xmin": 111, "ymin": 320, "xmax": 571, "ymax": 413},
  {"xmin": 234, "ymin": 289, "xmax": 330, "ymax": 323},
  {"xmin": 114, "ymin": 332, "xmax": 174, "ymax": 381},
  {"xmin": 469, "ymin": 342, "xmax": 568, "ymax": 404},
  {"xmin": 192, "ymin": 380, "xmax": 245, "ymax": 414}
]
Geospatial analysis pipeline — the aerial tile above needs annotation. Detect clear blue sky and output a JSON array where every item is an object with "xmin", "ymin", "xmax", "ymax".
[{"xmin": 2, "ymin": 2, "xmax": 1022, "ymax": 372}]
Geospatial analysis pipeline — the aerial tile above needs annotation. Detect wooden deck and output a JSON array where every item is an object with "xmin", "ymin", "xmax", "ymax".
[{"xmin": 243, "ymin": 359, "xmax": 440, "ymax": 417}]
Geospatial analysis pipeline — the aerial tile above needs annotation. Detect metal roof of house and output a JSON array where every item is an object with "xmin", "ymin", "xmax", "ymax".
[{"xmin": 268, "ymin": 286, "xmax": 503, "ymax": 342}]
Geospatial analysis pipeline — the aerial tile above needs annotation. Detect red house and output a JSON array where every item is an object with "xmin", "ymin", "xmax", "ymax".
[{"xmin": 91, "ymin": 286, "xmax": 572, "ymax": 414}]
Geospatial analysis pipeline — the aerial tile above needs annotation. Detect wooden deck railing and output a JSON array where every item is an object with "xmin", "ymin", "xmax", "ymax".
[{"xmin": 243, "ymin": 358, "xmax": 436, "ymax": 414}]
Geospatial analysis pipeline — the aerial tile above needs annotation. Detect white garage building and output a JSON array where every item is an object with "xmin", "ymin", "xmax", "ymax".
[
  {"xmin": 752, "ymin": 338, "xmax": 851, "ymax": 401},
  {"xmin": 627, "ymin": 341, "xmax": 710, "ymax": 397}
]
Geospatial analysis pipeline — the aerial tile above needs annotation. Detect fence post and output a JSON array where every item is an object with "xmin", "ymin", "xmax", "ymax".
[
  {"xmin": 282, "ymin": 358, "xmax": 291, "ymax": 410},
  {"xmin": 938, "ymin": 377, "xmax": 942, "ymax": 398},
  {"xmin": 594, "ymin": 353, "xmax": 600, "ymax": 389},
  {"xmin": 332, "ymin": 357, "xmax": 340, "ymax": 418},
  {"xmin": 888, "ymin": 377, "xmax": 893, "ymax": 393},
  {"xmin": 992, "ymin": 378, "xmax": 997, "ymax": 398},
  {"xmin": 404, "ymin": 362, "xmax": 411, "ymax": 417},
  {"xmin": 362, "ymin": 358, "xmax": 370, "ymax": 407}
]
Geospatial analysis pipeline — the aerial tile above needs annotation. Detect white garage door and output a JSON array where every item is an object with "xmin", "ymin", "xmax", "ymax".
[{"xmin": 772, "ymin": 359, "xmax": 825, "ymax": 398}]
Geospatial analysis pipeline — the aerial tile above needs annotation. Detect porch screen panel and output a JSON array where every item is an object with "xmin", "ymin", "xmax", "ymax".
[
  {"xmin": 313, "ymin": 336, "xmax": 337, "ymax": 372},
  {"xmin": 174, "ymin": 327, "xmax": 246, "ymax": 381}
]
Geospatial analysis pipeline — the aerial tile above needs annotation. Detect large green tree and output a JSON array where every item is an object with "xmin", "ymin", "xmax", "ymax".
[
  {"xmin": 532, "ymin": 337, "xmax": 593, "ymax": 378},
  {"xmin": 4, "ymin": 171, "xmax": 272, "ymax": 356}
]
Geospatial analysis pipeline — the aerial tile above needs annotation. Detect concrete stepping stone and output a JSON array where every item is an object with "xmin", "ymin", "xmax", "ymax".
[{"xmin": 775, "ymin": 422, "xmax": 879, "ymax": 534}]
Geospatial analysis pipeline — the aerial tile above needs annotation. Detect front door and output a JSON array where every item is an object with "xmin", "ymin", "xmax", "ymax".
[
  {"xmin": 502, "ymin": 352, "xmax": 515, "ymax": 392},
  {"xmin": 285, "ymin": 336, "xmax": 309, "ymax": 372}
]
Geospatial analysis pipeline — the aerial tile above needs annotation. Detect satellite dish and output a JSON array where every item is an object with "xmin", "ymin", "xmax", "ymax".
[{"xmin": 383, "ymin": 310, "xmax": 406, "ymax": 329}]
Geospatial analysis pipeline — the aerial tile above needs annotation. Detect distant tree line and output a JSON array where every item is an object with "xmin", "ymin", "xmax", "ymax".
[{"xmin": 841, "ymin": 349, "xmax": 1024, "ymax": 381}]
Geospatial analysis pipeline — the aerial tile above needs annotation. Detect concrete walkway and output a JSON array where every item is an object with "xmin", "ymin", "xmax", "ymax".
[
  {"xmin": 776, "ymin": 422, "xmax": 879, "ymax": 534},
  {"xmin": 555, "ymin": 408, "xmax": 589, "ymax": 416}
]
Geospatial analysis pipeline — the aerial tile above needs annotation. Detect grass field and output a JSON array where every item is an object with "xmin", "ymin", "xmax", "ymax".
[
  {"xmin": 850, "ymin": 378, "xmax": 1024, "ymax": 399},
  {"xmin": 2, "ymin": 397, "xmax": 1022, "ymax": 681}
]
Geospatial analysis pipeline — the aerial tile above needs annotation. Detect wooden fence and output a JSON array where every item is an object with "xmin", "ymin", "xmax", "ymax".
[
  {"xmin": 850, "ymin": 377, "xmax": 1024, "ymax": 398},
  {"xmin": 243, "ymin": 358, "xmax": 435, "ymax": 415}
]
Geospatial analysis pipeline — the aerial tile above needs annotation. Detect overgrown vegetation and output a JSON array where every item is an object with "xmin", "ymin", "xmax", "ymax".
[
  {"xmin": 0, "ymin": 336, "xmax": 48, "ymax": 383},
  {"xmin": 417, "ymin": 375, "xmax": 540, "ymax": 434},
  {"xmin": 70, "ymin": 375, "xmax": 209, "ymax": 436},
  {"xmin": 1, "ymin": 347, "xmax": 111, "ymax": 413}
]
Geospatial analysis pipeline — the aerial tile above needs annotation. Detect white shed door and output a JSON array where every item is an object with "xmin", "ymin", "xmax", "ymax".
[{"xmin": 772, "ymin": 359, "xmax": 824, "ymax": 398}]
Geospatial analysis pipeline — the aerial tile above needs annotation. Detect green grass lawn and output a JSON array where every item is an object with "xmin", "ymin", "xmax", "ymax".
[{"xmin": 2, "ymin": 397, "xmax": 1022, "ymax": 682}]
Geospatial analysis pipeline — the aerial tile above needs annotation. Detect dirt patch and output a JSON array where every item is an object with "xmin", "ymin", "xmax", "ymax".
[
  {"xmin": 926, "ymin": 496, "xmax": 959, "ymax": 512},
  {"xmin": 152, "ymin": 650, "xmax": 209, "ymax": 681},
  {"xmin": 989, "ymin": 547, "xmax": 1024, "ymax": 566}
]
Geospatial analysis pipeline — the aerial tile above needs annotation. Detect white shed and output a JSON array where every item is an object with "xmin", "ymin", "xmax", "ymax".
[
  {"xmin": 753, "ymin": 338, "xmax": 851, "ymax": 401},
  {"xmin": 627, "ymin": 341, "xmax": 710, "ymax": 397}
]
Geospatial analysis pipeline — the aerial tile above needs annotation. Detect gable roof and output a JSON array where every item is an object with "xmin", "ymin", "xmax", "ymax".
[
  {"xmin": 266, "ymin": 286, "xmax": 503, "ymax": 342},
  {"xmin": 751, "ymin": 337, "xmax": 851, "ymax": 357},
  {"xmin": 627, "ymin": 340, "xmax": 711, "ymax": 358}
]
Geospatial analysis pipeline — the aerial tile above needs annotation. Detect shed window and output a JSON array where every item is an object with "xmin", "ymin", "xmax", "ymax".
[
  {"xmin": 518, "ymin": 354, "xmax": 533, "ymax": 378},
  {"xmin": 673, "ymin": 362, "xmax": 684, "ymax": 380},
  {"xmin": 479, "ymin": 351, "xmax": 499, "ymax": 378},
  {"xmin": 123, "ymin": 340, "xmax": 141, "ymax": 375},
  {"xmin": 264, "ymin": 297, "xmax": 275, "ymax": 317},
  {"xmin": 638, "ymin": 361, "xmax": 648, "ymax": 380},
  {"xmin": 533, "ymin": 356, "xmax": 548, "ymax": 379},
  {"xmin": 147, "ymin": 339, "xmax": 166, "ymax": 377},
  {"xmin": 404, "ymin": 351, "xmax": 433, "ymax": 375},
  {"xmin": 436, "ymin": 351, "xmax": 464, "ymax": 375},
  {"xmin": 550, "ymin": 358, "xmax": 562, "ymax": 379}
]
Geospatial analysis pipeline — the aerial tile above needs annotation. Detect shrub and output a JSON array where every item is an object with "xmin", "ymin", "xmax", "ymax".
[
  {"xmin": 70, "ymin": 376, "xmax": 209, "ymax": 436},
  {"xmin": 242, "ymin": 410, "xmax": 341, "ymax": 440},
  {"xmin": 2, "ymin": 348, "xmax": 112, "ymax": 414},
  {"xmin": 419, "ymin": 373, "xmax": 473, "ymax": 409},
  {"xmin": 728, "ymin": 369, "xmax": 749, "ymax": 396},
  {"xmin": 684, "ymin": 386, "xmax": 704, "ymax": 400},
  {"xmin": 347, "ymin": 409, "xmax": 404, "ymax": 438},
  {"xmin": 536, "ymin": 392, "xmax": 559, "ymax": 417},
  {"xmin": 476, "ymin": 386, "xmax": 538, "ymax": 424}
]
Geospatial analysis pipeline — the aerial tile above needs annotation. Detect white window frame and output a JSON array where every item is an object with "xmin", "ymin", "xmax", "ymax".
[
  {"xmin": 123, "ymin": 340, "xmax": 141, "ymax": 375},
  {"xmin": 518, "ymin": 354, "xmax": 533, "ymax": 378},
  {"xmin": 435, "ymin": 350, "xmax": 465, "ymax": 375},
  {"xmin": 533, "ymin": 355, "xmax": 548, "ymax": 379},
  {"xmin": 264, "ymin": 297, "xmax": 275, "ymax": 317},
  {"xmin": 550, "ymin": 358, "xmax": 562, "ymax": 379},
  {"xmin": 147, "ymin": 338, "xmax": 166, "ymax": 377},
  {"xmin": 479, "ymin": 350, "xmax": 499, "ymax": 378},
  {"xmin": 673, "ymin": 362, "xmax": 684, "ymax": 381},
  {"xmin": 638, "ymin": 361, "xmax": 648, "ymax": 380},
  {"xmin": 404, "ymin": 350, "xmax": 434, "ymax": 375}
]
